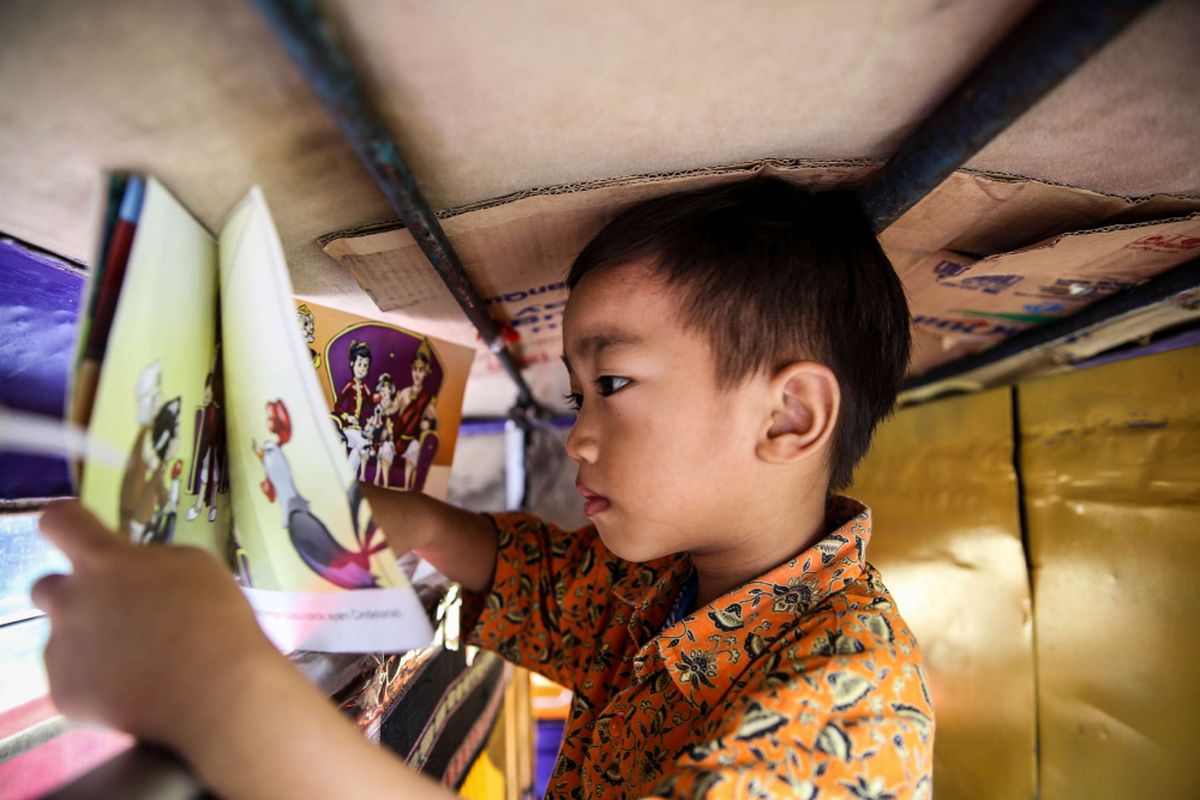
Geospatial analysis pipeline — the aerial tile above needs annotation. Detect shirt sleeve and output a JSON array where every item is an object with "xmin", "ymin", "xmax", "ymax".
[{"xmin": 461, "ymin": 511, "xmax": 626, "ymax": 690}]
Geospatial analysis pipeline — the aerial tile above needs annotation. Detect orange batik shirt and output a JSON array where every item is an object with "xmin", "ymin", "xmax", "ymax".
[{"xmin": 463, "ymin": 496, "xmax": 934, "ymax": 799}]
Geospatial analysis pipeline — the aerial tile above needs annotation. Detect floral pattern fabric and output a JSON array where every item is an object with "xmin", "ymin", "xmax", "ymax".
[{"xmin": 463, "ymin": 497, "xmax": 934, "ymax": 799}]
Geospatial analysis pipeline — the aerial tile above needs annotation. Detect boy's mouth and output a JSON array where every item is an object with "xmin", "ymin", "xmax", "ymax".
[{"xmin": 576, "ymin": 481, "xmax": 610, "ymax": 517}]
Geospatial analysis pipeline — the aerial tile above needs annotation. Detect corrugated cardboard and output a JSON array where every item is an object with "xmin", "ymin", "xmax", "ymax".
[
  {"xmin": 321, "ymin": 165, "xmax": 1200, "ymax": 398},
  {"xmin": 903, "ymin": 212, "xmax": 1200, "ymax": 372},
  {"xmin": 878, "ymin": 170, "xmax": 1200, "ymax": 274},
  {"xmin": 903, "ymin": 293, "xmax": 1200, "ymax": 404},
  {"xmin": 321, "ymin": 159, "xmax": 878, "ymax": 377}
]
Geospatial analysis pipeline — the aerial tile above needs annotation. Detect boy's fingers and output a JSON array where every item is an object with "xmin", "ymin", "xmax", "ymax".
[
  {"xmin": 38, "ymin": 500, "xmax": 120, "ymax": 565},
  {"xmin": 30, "ymin": 572, "xmax": 71, "ymax": 614}
]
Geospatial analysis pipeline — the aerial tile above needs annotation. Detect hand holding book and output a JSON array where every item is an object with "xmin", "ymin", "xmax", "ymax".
[{"xmin": 61, "ymin": 175, "xmax": 473, "ymax": 653}]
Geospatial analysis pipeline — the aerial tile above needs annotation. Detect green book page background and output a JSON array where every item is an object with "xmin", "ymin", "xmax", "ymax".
[
  {"xmin": 80, "ymin": 178, "xmax": 229, "ymax": 554},
  {"xmin": 218, "ymin": 188, "xmax": 410, "ymax": 594}
]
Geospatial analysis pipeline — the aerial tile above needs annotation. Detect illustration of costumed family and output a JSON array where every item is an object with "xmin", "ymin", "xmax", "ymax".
[{"xmin": 117, "ymin": 308, "xmax": 442, "ymax": 592}]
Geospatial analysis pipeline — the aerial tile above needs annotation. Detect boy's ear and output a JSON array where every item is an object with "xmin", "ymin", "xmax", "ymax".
[{"xmin": 755, "ymin": 362, "xmax": 840, "ymax": 465}]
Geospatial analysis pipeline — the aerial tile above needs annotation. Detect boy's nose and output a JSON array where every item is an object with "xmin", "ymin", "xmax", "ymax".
[{"xmin": 564, "ymin": 417, "xmax": 598, "ymax": 464}]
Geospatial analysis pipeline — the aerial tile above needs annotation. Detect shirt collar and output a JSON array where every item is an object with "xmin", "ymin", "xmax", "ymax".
[{"xmin": 630, "ymin": 496, "xmax": 873, "ymax": 709}]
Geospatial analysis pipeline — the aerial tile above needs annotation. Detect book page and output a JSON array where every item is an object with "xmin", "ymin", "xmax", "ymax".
[
  {"xmin": 295, "ymin": 300, "xmax": 476, "ymax": 609},
  {"xmin": 218, "ymin": 188, "xmax": 432, "ymax": 653},
  {"xmin": 79, "ymin": 177, "xmax": 230, "ymax": 557}
]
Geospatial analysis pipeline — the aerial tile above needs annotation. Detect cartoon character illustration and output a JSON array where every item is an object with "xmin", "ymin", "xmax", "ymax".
[
  {"xmin": 371, "ymin": 373, "xmax": 399, "ymax": 488},
  {"xmin": 326, "ymin": 326, "xmax": 444, "ymax": 489},
  {"xmin": 185, "ymin": 347, "xmax": 229, "ymax": 523},
  {"xmin": 119, "ymin": 376, "xmax": 184, "ymax": 544},
  {"xmin": 253, "ymin": 399, "xmax": 387, "ymax": 589},
  {"xmin": 392, "ymin": 341, "xmax": 439, "ymax": 491},
  {"xmin": 143, "ymin": 443, "xmax": 183, "ymax": 546},
  {"xmin": 334, "ymin": 340, "xmax": 373, "ymax": 428},
  {"xmin": 334, "ymin": 340, "xmax": 375, "ymax": 477},
  {"xmin": 297, "ymin": 304, "xmax": 321, "ymax": 369}
]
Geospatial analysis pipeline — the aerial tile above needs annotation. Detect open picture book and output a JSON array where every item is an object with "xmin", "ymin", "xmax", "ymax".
[{"xmin": 69, "ymin": 175, "xmax": 474, "ymax": 653}]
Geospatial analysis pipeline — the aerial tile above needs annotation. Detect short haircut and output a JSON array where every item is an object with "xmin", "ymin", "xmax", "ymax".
[
  {"xmin": 566, "ymin": 177, "xmax": 910, "ymax": 490},
  {"xmin": 349, "ymin": 341, "xmax": 371, "ymax": 366}
]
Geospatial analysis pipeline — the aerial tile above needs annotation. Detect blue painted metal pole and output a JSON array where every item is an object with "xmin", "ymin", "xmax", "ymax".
[
  {"xmin": 860, "ymin": 0, "xmax": 1157, "ymax": 232},
  {"xmin": 254, "ymin": 0, "xmax": 535, "ymax": 408}
]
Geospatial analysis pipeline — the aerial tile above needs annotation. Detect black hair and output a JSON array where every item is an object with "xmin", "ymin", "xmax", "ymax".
[
  {"xmin": 349, "ymin": 341, "xmax": 372, "ymax": 366},
  {"xmin": 566, "ymin": 177, "xmax": 911, "ymax": 490},
  {"xmin": 151, "ymin": 398, "xmax": 182, "ymax": 461}
]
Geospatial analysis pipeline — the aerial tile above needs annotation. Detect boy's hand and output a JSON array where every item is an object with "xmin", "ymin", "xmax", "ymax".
[
  {"xmin": 32, "ymin": 501, "xmax": 457, "ymax": 800},
  {"xmin": 31, "ymin": 501, "xmax": 284, "ymax": 758},
  {"xmin": 359, "ymin": 483, "xmax": 498, "ymax": 593}
]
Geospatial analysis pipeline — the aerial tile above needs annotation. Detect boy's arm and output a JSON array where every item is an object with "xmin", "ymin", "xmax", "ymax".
[
  {"xmin": 181, "ymin": 653, "xmax": 455, "ymax": 800},
  {"xmin": 32, "ymin": 502, "xmax": 456, "ymax": 800},
  {"xmin": 361, "ymin": 484, "xmax": 497, "ymax": 593}
]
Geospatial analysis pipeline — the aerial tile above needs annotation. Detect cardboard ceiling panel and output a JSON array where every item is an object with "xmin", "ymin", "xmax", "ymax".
[
  {"xmin": 2, "ymin": 0, "xmax": 1196, "ymax": 412},
  {"xmin": 321, "ymin": 162, "xmax": 1200, "ymax": 409},
  {"xmin": 320, "ymin": 159, "xmax": 878, "ymax": 405},
  {"xmin": 966, "ymin": 0, "xmax": 1200, "ymax": 198},
  {"xmin": 1, "ymin": 0, "xmax": 1035, "ymax": 278},
  {"xmin": 0, "ymin": 0, "xmax": 390, "ymax": 292},
  {"xmin": 903, "ymin": 213, "xmax": 1200, "ymax": 374}
]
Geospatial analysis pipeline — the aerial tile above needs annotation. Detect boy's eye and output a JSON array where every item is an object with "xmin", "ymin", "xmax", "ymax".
[
  {"xmin": 595, "ymin": 376, "xmax": 631, "ymax": 397},
  {"xmin": 562, "ymin": 376, "xmax": 630, "ymax": 411}
]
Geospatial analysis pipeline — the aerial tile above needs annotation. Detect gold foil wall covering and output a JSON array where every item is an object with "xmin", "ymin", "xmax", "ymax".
[
  {"xmin": 851, "ymin": 387, "xmax": 1037, "ymax": 800},
  {"xmin": 1019, "ymin": 345, "xmax": 1200, "ymax": 799},
  {"xmin": 854, "ymin": 344, "xmax": 1200, "ymax": 798}
]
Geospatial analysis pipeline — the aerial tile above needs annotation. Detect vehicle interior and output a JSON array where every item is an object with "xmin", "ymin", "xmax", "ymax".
[{"xmin": 1, "ymin": 0, "xmax": 1197, "ymax": 797}]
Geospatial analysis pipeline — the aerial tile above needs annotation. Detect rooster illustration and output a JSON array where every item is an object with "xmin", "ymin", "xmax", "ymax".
[{"xmin": 253, "ymin": 399, "xmax": 388, "ymax": 589}]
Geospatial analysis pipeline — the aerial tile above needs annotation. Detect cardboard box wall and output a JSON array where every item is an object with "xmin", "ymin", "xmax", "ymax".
[
  {"xmin": 903, "ymin": 212, "xmax": 1200, "ymax": 374},
  {"xmin": 321, "ymin": 162, "xmax": 1200, "ymax": 409}
]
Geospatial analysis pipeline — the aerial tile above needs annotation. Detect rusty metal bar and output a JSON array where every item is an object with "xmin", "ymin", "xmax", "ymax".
[
  {"xmin": 254, "ymin": 0, "xmax": 535, "ymax": 407},
  {"xmin": 861, "ymin": 0, "xmax": 1157, "ymax": 231}
]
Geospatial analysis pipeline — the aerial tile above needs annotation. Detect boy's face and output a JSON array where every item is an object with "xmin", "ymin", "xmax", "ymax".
[{"xmin": 562, "ymin": 261, "xmax": 767, "ymax": 562}]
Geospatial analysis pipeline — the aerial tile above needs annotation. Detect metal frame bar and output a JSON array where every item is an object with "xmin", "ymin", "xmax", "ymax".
[
  {"xmin": 860, "ymin": 0, "xmax": 1157, "ymax": 231},
  {"xmin": 254, "ymin": 0, "xmax": 536, "ymax": 408},
  {"xmin": 904, "ymin": 257, "xmax": 1200, "ymax": 392}
]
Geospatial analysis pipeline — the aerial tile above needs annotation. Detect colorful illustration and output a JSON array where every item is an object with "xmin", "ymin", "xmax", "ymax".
[
  {"xmin": 392, "ymin": 342, "xmax": 439, "ymax": 491},
  {"xmin": 253, "ymin": 399, "xmax": 388, "ymax": 590},
  {"xmin": 185, "ymin": 346, "xmax": 229, "ymax": 522},
  {"xmin": 369, "ymin": 374, "xmax": 398, "ymax": 487},
  {"xmin": 118, "ymin": 362, "xmax": 184, "ymax": 545},
  {"xmin": 335, "ymin": 340, "xmax": 376, "ymax": 479},
  {"xmin": 74, "ymin": 179, "xmax": 442, "ymax": 652},
  {"xmin": 326, "ymin": 327, "xmax": 443, "ymax": 492},
  {"xmin": 297, "ymin": 304, "xmax": 321, "ymax": 369}
]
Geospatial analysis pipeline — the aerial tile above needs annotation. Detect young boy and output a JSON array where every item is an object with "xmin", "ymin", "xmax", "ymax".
[{"xmin": 33, "ymin": 178, "xmax": 934, "ymax": 798}]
